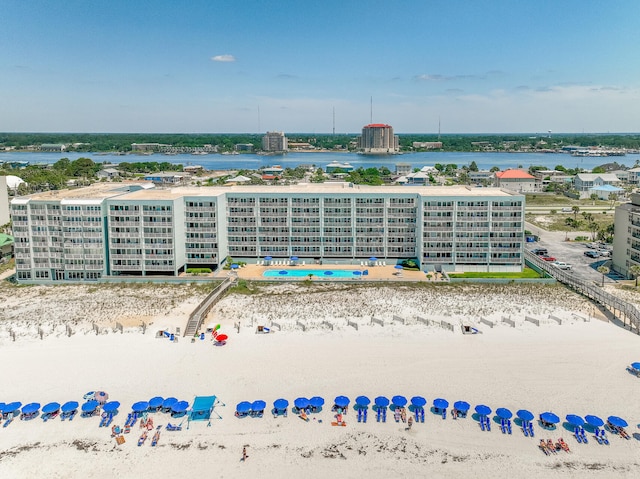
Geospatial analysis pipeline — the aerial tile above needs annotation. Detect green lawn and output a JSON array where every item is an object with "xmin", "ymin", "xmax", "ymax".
[
  {"xmin": 448, "ymin": 268, "xmax": 541, "ymax": 279},
  {"xmin": 524, "ymin": 193, "xmax": 612, "ymax": 207},
  {"xmin": 526, "ymin": 212, "xmax": 613, "ymax": 233}
]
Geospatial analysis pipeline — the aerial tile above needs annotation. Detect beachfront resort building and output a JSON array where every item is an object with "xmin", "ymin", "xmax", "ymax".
[
  {"xmin": 261, "ymin": 132, "xmax": 288, "ymax": 153},
  {"xmin": 10, "ymin": 183, "xmax": 525, "ymax": 283},
  {"xmin": 613, "ymin": 193, "xmax": 640, "ymax": 278},
  {"xmin": 357, "ymin": 124, "xmax": 400, "ymax": 154}
]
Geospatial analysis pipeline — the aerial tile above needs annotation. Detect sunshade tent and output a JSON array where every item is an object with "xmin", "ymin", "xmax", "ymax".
[
  {"xmin": 236, "ymin": 402, "xmax": 251, "ymax": 414},
  {"xmin": 369, "ymin": 257, "xmax": 378, "ymax": 261},
  {"xmin": 392, "ymin": 396, "xmax": 408, "ymax": 407},
  {"xmin": 516, "ymin": 409, "xmax": 534, "ymax": 421},
  {"xmin": 132, "ymin": 401, "xmax": 149, "ymax": 413},
  {"xmin": 231, "ymin": 264, "xmax": 239, "ymax": 270},
  {"xmin": 475, "ymin": 405, "xmax": 492, "ymax": 416},
  {"xmin": 3, "ymin": 402, "xmax": 22, "ymax": 413},
  {"xmin": 565, "ymin": 414, "xmax": 584, "ymax": 426},
  {"xmin": 61, "ymin": 401, "xmax": 79, "ymax": 413},
  {"xmin": 162, "ymin": 397, "xmax": 178, "ymax": 410},
  {"xmin": 81, "ymin": 400, "xmax": 99, "ymax": 413},
  {"xmin": 21, "ymin": 403, "xmax": 41, "ymax": 415},
  {"xmin": 395, "ymin": 265, "xmax": 403, "ymax": 270},
  {"xmin": 294, "ymin": 398, "xmax": 310, "ymax": 410},
  {"xmin": 584, "ymin": 415, "xmax": 604, "ymax": 427},
  {"xmin": 251, "ymin": 400, "xmax": 266, "ymax": 412},
  {"xmin": 496, "ymin": 408, "xmax": 513, "ymax": 419},
  {"xmin": 290, "ymin": 256, "xmax": 299, "ymax": 261},
  {"xmin": 172, "ymin": 401, "xmax": 189, "ymax": 414},
  {"xmin": 433, "ymin": 398, "xmax": 449, "ymax": 410},
  {"xmin": 189, "ymin": 395, "xmax": 217, "ymax": 426},
  {"xmin": 42, "ymin": 402, "xmax": 60, "ymax": 414},
  {"xmin": 454, "ymin": 401, "xmax": 470, "ymax": 412},
  {"xmin": 607, "ymin": 416, "xmax": 628, "ymax": 428},
  {"xmin": 334, "ymin": 396, "xmax": 350, "ymax": 408},
  {"xmin": 375, "ymin": 396, "xmax": 390, "ymax": 408},
  {"xmin": 95, "ymin": 391, "xmax": 109, "ymax": 403},
  {"xmin": 273, "ymin": 399, "xmax": 289, "ymax": 410},
  {"xmin": 411, "ymin": 396, "xmax": 427, "ymax": 408},
  {"xmin": 148, "ymin": 397, "xmax": 164, "ymax": 409},
  {"xmin": 103, "ymin": 401, "xmax": 120, "ymax": 413},
  {"xmin": 631, "ymin": 362, "xmax": 640, "ymax": 370},
  {"xmin": 309, "ymin": 397, "xmax": 324, "ymax": 408},
  {"xmin": 540, "ymin": 412, "xmax": 560, "ymax": 424},
  {"xmin": 355, "ymin": 396, "xmax": 371, "ymax": 407}
]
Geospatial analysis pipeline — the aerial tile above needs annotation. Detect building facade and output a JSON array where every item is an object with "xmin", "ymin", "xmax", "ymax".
[
  {"xmin": 261, "ymin": 132, "xmax": 288, "ymax": 152},
  {"xmin": 10, "ymin": 183, "xmax": 525, "ymax": 282},
  {"xmin": 357, "ymin": 124, "xmax": 400, "ymax": 154},
  {"xmin": 613, "ymin": 193, "xmax": 640, "ymax": 278}
]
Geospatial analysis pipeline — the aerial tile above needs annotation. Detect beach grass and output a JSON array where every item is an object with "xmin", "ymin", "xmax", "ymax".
[{"xmin": 447, "ymin": 268, "xmax": 541, "ymax": 279}]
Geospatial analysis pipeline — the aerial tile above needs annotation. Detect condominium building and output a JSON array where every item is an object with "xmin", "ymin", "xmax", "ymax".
[
  {"xmin": 613, "ymin": 193, "xmax": 640, "ymax": 278},
  {"xmin": 357, "ymin": 124, "xmax": 400, "ymax": 154},
  {"xmin": 261, "ymin": 131, "xmax": 288, "ymax": 152},
  {"xmin": 10, "ymin": 183, "xmax": 525, "ymax": 282}
]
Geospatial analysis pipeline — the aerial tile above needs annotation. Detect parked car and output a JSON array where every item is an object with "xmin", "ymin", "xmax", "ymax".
[
  {"xmin": 541, "ymin": 256, "xmax": 556, "ymax": 262},
  {"xmin": 584, "ymin": 251, "xmax": 600, "ymax": 258},
  {"xmin": 598, "ymin": 250, "xmax": 611, "ymax": 257},
  {"xmin": 552, "ymin": 261, "xmax": 572, "ymax": 270},
  {"xmin": 561, "ymin": 207, "xmax": 573, "ymax": 212},
  {"xmin": 532, "ymin": 248, "xmax": 548, "ymax": 256}
]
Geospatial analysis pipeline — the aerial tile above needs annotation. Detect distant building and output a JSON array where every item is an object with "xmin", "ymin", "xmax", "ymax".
[
  {"xmin": 613, "ymin": 193, "xmax": 640, "ymax": 277},
  {"xmin": 395, "ymin": 163, "xmax": 412, "ymax": 176},
  {"xmin": 131, "ymin": 143, "xmax": 170, "ymax": 152},
  {"xmin": 588, "ymin": 184, "xmax": 624, "ymax": 200},
  {"xmin": 574, "ymin": 173, "xmax": 621, "ymax": 197},
  {"xmin": 0, "ymin": 233, "xmax": 13, "ymax": 260},
  {"xmin": 288, "ymin": 142, "xmax": 314, "ymax": 150},
  {"xmin": 469, "ymin": 170, "xmax": 494, "ymax": 183},
  {"xmin": 96, "ymin": 168, "xmax": 120, "ymax": 180},
  {"xmin": 143, "ymin": 173, "xmax": 185, "ymax": 186},
  {"xmin": 494, "ymin": 170, "xmax": 538, "ymax": 192},
  {"xmin": 262, "ymin": 132, "xmax": 288, "ymax": 152},
  {"xmin": 183, "ymin": 165, "xmax": 204, "ymax": 174},
  {"xmin": 357, "ymin": 124, "xmax": 399, "ymax": 154},
  {"xmin": 39, "ymin": 143, "xmax": 66, "ymax": 152},
  {"xmin": 326, "ymin": 162, "xmax": 355, "ymax": 174},
  {"xmin": 412, "ymin": 141, "xmax": 442, "ymax": 149},
  {"xmin": 0, "ymin": 176, "xmax": 9, "ymax": 226},
  {"xmin": 625, "ymin": 167, "xmax": 640, "ymax": 184},
  {"xmin": 234, "ymin": 143, "xmax": 254, "ymax": 152}
]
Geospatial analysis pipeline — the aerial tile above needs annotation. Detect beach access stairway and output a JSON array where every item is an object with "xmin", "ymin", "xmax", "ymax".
[
  {"xmin": 525, "ymin": 251, "xmax": 640, "ymax": 334},
  {"xmin": 183, "ymin": 277, "xmax": 235, "ymax": 338}
]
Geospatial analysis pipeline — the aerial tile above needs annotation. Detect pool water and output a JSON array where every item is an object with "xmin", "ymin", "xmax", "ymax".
[{"xmin": 263, "ymin": 268, "xmax": 363, "ymax": 278}]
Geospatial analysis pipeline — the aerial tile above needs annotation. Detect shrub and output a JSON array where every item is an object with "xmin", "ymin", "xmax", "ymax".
[{"xmin": 186, "ymin": 268, "xmax": 212, "ymax": 274}]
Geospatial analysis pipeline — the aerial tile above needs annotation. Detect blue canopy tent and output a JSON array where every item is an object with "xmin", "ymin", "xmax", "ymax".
[
  {"xmin": 516, "ymin": 409, "xmax": 534, "ymax": 422},
  {"xmin": 631, "ymin": 362, "xmax": 640, "ymax": 370},
  {"xmin": 81, "ymin": 400, "xmax": 99, "ymax": 417},
  {"xmin": 273, "ymin": 398, "xmax": 289, "ymax": 413},
  {"xmin": 162, "ymin": 397, "xmax": 178, "ymax": 412},
  {"xmin": 21, "ymin": 403, "xmax": 41, "ymax": 419},
  {"xmin": 355, "ymin": 396, "xmax": 371, "ymax": 408},
  {"xmin": 294, "ymin": 397, "xmax": 310, "ymax": 411},
  {"xmin": 411, "ymin": 396, "xmax": 427, "ymax": 408},
  {"xmin": 236, "ymin": 401, "xmax": 252, "ymax": 416},
  {"xmin": 264, "ymin": 256, "xmax": 272, "ymax": 266},
  {"xmin": 392, "ymin": 395, "xmax": 408, "ymax": 408},
  {"xmin": 251, "ymin": 400, "xmax": 267, "ymax": 416},
  {"xmin": 585, "ymin": 415, "xmax": 604, "ymax": 428},
  {"xmin": 188, "ymin": 395, "xmax": 219, "ymax": 428},
  {"xmin": 475, "ymin": 405, "xmax": 492, "ymax": 417},
  {"xmin": 334, "ymin": 396, "xmax": 350, "ymax": 408},
  {"xmin": 433, "ymin": 398, "xmax": 449, "ymax": 410},
  {"xmin": 607, "ymin": 416, "xmax": 628, "ymax": 428},
  {"xmin": 453, "ymin": 401, "xmax": 470, "ymax": 413},
  {"xmin": 148, "ymin": 396, "xmax": 164, "ymax": 410},
  {"xmin": 369, "ymin": 257, "xmax": 378, "ymax": 265},
  {"xmin": 42, "ymin": 402, "xmax": 61, "ymax": 415},
  {"xmin": 231, "ymin": 263, "xmax": 239, "ymax": 270},
  {"xmin": 3, "ymin": 402, "xmax": 22, "ymax": 414},
  {"xmin": 540, "ymin": 412, "xmax": 560, "ymax": 428},
  {"xmin": 103, "ymin": 401, "xmax": 121, "ymax": 414},
  {"xmin": 496, "ymin": 408, "xmax": 513, "ymax": 420},
  {"xmin": 61, "ymin": 401, "xmax": 78, "ymax": 413},
  {"xmin": 309, "ymin": 396, "xmax": 325, "ymax": 410},
  {"xmin": 290, "ymin": 256, "xmax": 299, "ymax": 265},
  {"xmin": 132, "ymin": 401, "xmax": 149, "ymax": 413},
  {"xmin": 171, "ymin": 400, "xmax": 190, "ymax": 418},
  {"xmin": 565, "ymin": 414, "xmax": 584, "ymax": 427},
  {"xmin": 374, "ymin": 396, "xmax": 390, "ymax": 408}
]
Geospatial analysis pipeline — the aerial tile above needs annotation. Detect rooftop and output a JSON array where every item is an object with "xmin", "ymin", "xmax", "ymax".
[{"xmin": 495, "ymin": 170, "xmax": 535, "ymax": 180}]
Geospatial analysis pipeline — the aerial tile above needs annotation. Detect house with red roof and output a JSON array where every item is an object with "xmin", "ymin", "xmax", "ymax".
[{"xmin": 494, "ymin": 169, "xmax": 538, "ymax": 192}]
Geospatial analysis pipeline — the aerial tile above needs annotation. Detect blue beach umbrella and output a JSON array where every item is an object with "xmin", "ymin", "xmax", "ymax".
[
  {"xmin": 355, "ymin": 396, "xmax": 371, "ymax": 407},
  {"xmin": 433, "ymin": 398, "xmax": 449, "ymax": 410},
  {"xmin": 475, "ymin": 405, "xmax": 492, "ymax": 416},
  {"xmin": 496, "ymin": 408, "xmax": 513, "ymax": 420},
  {"xmin": 631, "ymin": 362, "xmax": 640, "ymax": 370},
  {"xmin": 454, "ymin": 401, "xmax": 470, "ymax": 412},
  {"xmin": 148, "ymin": 397, "xmax": 164, "ymax": 409},
  {"xmin": 264, "ymin": 256, "xmax": 272, "ymax": 262},
  {"xmin": 334, "ymin": 396, "xmax": 350, "ymax": 408},
  {"xmin": 231, "ymin": 263, "xmax": 239, "ymax": 270},
  {"xmin": 369, "ymin": 257, "xmax": 378, "ymax": 261},
  {"xmin": 540, "ymin": 412, "xmax": 560, "ymax": 424},
  {"xmin": 294, "ymin": 397, "xmax": 310, "ymax": 410},
  {"xmin": 81, "ymin": 400, "xmax": 99, "ymax": 413},
  {"xmin": 61, "ymin": 401, "xmax": 79, "ymax": 413},
  {"xmin": 103, "ymin": 401, "xmax": 120, "ymax": 413},
  {"xmin": 42, "ymin": 402, "xmax": 60, "ymax": 414},
  {"xmin": 565, "ymin": 414, "xmax": 584, "ymax": 427},
  {"xmin": 585, "ymin": 415, "xmax": 604, "ymax": 428},
  {"xmin": 236, "ymin": 401, "xmax": 251, "ymax": 414},
  {"xmin": 279, "ymin": 270, "xmax": 288, "ymax": 275},
  {"xmin": 411, "ymin": 396, "xmax": 427, "ymax": 408},
  {"xmin": 392, "ymin": 395, "xmax": 408, "ymax": 408},
  {"xmin": 21, "ymin": 403, "xmax": 41, "ymax": 415},
  {"xmin": 251, "ymin": 400, "xmax": 266, "ymax": 412},
  {"xmin": 375, "ymin": 396, "xmax": 390, "ymax": 408},
  {"xmin": 607, "ymin": 416, "xmax": 628, "ymax": 428},
  {"xmin": 171, "ymin": 401, "xmax": 189, "ymax": 414},
  {"xmin": 131, "ymin": 401, "xmax": 149, "ymax": 413},
  {"xmin": 309, "ymin": 397, "xmax": 325, "ymax": 408},
  {"xmin": 516, "ymin": 409, "xmax": 534, "ymax": 422},
  {"xmin": 4, "ymin": 402, "xmax": 22, "ymax": 413},
  {"xmin": 395, "ymin": 264, "xmax": 403, "ymax": 270},
  {"xmin": 273, "ymin": 399, "xmax": 289, "ymax": 410},
  {"xmin": 162, "ymin": 397, "xmax": 177, "ymax": 410},
  {"xmin": 290, "ymin": 256, "xmax": 299, "ymax": 261}
]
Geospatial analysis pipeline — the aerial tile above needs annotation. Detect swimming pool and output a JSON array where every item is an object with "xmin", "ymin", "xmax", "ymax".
[{"xmin": 263, "ymin": 268, "xmax": 362, "ymax": 278}]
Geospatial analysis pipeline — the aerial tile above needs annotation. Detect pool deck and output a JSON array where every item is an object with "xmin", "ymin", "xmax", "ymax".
[{"xmin": 214, "ymin": 263, "xmax": 443, "ymax": 282}]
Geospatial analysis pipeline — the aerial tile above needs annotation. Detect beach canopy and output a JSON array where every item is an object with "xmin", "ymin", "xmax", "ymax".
[
  {"xmin": 81, "ymin": 400, "xmax": 99, "ymax": 413},
  {"xmin": 411, "ymin": 396, "xmax": 427, "ymax": 408},
  {"xmin": 172, "ymin": 401, "xmax": 189, "ymax": 413},
  {"xmin": 42, "ymin": 402, "xmax": 61, "ymax": 414},
  {"xmin": 334, "ymin": 396, "xmax": 350, "ymax": 408},
  {"xmin": 584, "ymin": 415, "xmax": 604, "ymax": 427},
  {"xmin": 264, "ymin": 256, "xmax": 272, "ymax": 261},
  {"xmin": 290, "ymin": 256, "xmax": 299, "ymax": 261},
  {"xmin": 215, "ymin": 334, "xmax": 228, "ymax": 342},
  {"xmin": 103, "ymin": 401, "xmax": 120, "ymax": 413},
  {"xmin": 355, "ymin": 396, "xmax": 371, "ymax": 407},
  {"xmin": 369, "ymin": 257, "xmax": 378, "ymax": 261},
  {"xmin": 190, "ymin": 395, "xmax": 217, "ymax": 422},
  {"xmin": 565, "ymin": 414, "xmax": 584, "ymax": 426},
  {"xmin": 309, "ymin": 396, "xmax": 325, "ymax": 408},
  {"xmin": 3, "ymin": 402, "xmax": 22, "ymax": 413},
  {"xmin": 631, "ymin": 362, "xmax": 640, "ymax": 370},
  {"xmin": 516, "ymin": 409, "xmax": 534, "ymax": 421},
  {"xmin": 607, "ymin": 416, "xmax": 628, "ymax": 428},
  {"xmin": 162, "ymin": 397, "xmax": 178, "ymax": 409},
  {"xmin": 375, "ymin": 396, "xmax": 390, "ymax": 408},
  {"xmin": 21, "ymin": 403, "xmax": 41, "ymax": 415},
  {"xmin": 251, "ymin": 400, "xmax": 266, "ymax": 412},
  {"xmin": 95, "ymin": 391, "xmax": 109, "ymax": 403},
  {"xmin": 294, "ymin": 397, "xmax": 310, "ymax": 410},
  {"xmin": 273, "ymin": 399, "xmax": 289, "ymax": 410},
  {"xmin": 496, "ymin": 408, "xmax": 513, "ymax": 420},
  {"xmin": 392, "ymin": 395, "xmax": 408, "ymax": 407},
  {"xmin": 475, "ymin": 405, "xmax": 492, "ymax": 416},
  {"xmin": 540, "ymin": 412, "xmax": 560, "ymax": 424},
  {"xmin": 132, "ymin": 401, "xmax": 149, "ymax": 413},
  {"xmin": 454, "ymin": 401, "xmax": 470, "ymax": 412},
  {"xmin": 148, "ymin": 397, "xmax": 164, "ymax": 409},
  {"xmin": 433, "ymin": 398, "xmax": 449, "ymax": 410},
  {"xmin": 231, "ymin": 263, "xmax": 239, "ymax": 269},
  {"xmin": 61, "ymin": 401, "xmax": 79, "ymax": 413},
  {"xmin": 395, "ymin": 264, "xmax": 403, "ymax": 269},
  {"xmin": 236, "ymin": 401, "xmax": 251, "ymax": 414}
]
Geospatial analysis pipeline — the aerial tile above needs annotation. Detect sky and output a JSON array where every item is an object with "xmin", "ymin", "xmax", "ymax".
[{"xmin": 1, "ymin": 0, "xmax": 640, "ymax": 134}]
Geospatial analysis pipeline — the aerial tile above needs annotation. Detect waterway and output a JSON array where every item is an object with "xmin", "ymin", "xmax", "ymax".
[{"xmin": 1, "ymin": 150, "xmax": 638, "ymax": 172}]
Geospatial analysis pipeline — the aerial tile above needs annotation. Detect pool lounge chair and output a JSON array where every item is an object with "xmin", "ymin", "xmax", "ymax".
[
  {"xmin": 166, "ymin": 423, "xmax": 182, "ymax": 431},
  {"xmin": 138, "ymin": 431, "xmax": 148, "ymax": 446}
]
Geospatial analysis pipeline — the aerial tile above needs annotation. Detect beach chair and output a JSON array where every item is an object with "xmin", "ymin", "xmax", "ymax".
[
  {"xmin": 601, "ymin": 430, "xmax": 609, "ymax": 445},
  {"xmin": 166, "ymin": 423, "xmax": 182, "ymax": 432},
  {"xmin": 383, "ymin": 261, "xmax": 386, "ymax": 266},
  {"xmin": 420, "ymin": 408, "xmax": 425, "ymax": 423},
  {"xmin": 363, "ymin": 408, "xmax": 368, "ymax": 423},
  {"xmin": 68, "ymin": 410, "xmax": 77, "ymax": 421},
  {"xmin": 500, "ymin": 419, "xmax": 506, "ymax": 434},
  {"xmin": 376, "ymin": 407, "xmax": 382, "ymax": 422},
  {"xmin": 580, "ymin": 427, "xmax": 588, "ymax": 443},
  {"xmin": 539, "ymin": 440, "xmax": 549, "ymax": 456},
  {"xmin": 574, "ymin": 427, "xmax": 582, "ymax": 443},
  {"xmin": 382, "ymin": 408, "xmax": 387, "ymax": 423},
  {"xmin": 558, "ymin": 438, "xmax": 570, "ymax": 452},
  {"xmin": 594, "ymin": 429, "xmax": 603, "ymax": 445},
  {"xmin": 528, "ymin": 422, "xmax": 534, "ymax": 437},
  {"xmin": 523, "ymin": 421, "xmax": 529, "ymax": 437},
  {"xmin": 138, "ymin": 431, "xmax": 148, "ymax": 447},
  {"xmin": 442, "ymin": 409, "xmax": 446, "ymax": 420},
  {"xmin": 357, "ymin": 408, "xmax": 362, "ymax": 423},
  {"xmin": 507, "ymin": 419, "xmax": 512, "ymax": 434},
  {"xmin": 99, "ymin": 413, "xmax": 109, "ymax": 427},
  {"xmin": 414, "ymin": 409, "xmax": 420, "ymax": 422},
  {"xmin": 151, "ymin": 426, "xmax": 161, "ymax": 446},
  {"xmin": 485, "ymin": 417, "xmax": 491, "ymax": 431},
  {"xmin": 480, "ymin": 418, "xmax": 485, "ymax": 431}
]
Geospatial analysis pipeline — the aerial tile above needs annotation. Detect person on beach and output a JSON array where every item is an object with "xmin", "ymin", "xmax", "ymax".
[
  {"xmin": 242, "ymin": 446, "xmax": 248, "ymax": 462},
  {"xmin": 407, "ymin": 416, "xmax": 413, "ymax": 430}
]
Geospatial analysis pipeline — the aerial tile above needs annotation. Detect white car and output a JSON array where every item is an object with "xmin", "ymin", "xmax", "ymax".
[{"xmin": 552, "ymin": 261, "xmax": 572, "ymax": 270}]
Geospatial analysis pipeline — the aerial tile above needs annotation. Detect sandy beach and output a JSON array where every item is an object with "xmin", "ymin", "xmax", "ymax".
[{"xmin": 1, "ymin": 281, "xmax": 640, "ymax": 478}]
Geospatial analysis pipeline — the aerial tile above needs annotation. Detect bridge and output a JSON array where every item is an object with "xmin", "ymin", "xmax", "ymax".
[{"xmin": 183, "ymin": 276, "xmax": 236, "ymax": 338}]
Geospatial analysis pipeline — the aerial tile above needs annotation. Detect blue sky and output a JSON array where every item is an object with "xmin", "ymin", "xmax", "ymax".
[{"xmin": 1, "ymin": 0, "xmax": 639, "ymax": 133}]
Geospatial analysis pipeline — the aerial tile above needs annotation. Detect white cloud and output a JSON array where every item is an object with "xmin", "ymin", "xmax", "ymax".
[{"xmin": 211, "ymin": 54, "xmax": 236, "ymax": 62}]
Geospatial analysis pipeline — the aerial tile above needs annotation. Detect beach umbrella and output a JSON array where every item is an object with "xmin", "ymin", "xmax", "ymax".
[
  {"xmin": 631, "ymin": 362, "xmax": 640, "ymax": 370},
  {"xmin": 264, "ymin": 256, "xmax": 272, "ymax": 261},
  {"xmin": 309, "ymin": 397, "xmax": 325, "ymax": 408},
  {"xmin": 565, "ymin": 414, "xmax": 584, "ymax": 427},
  {"xmin": 103, "ymin": 401, "xmax": 120, "ymax": 413},
  {"xmin": 162, "ymin": 397, "xmax": 178, "ymax": 410},
  {"xmin": 334, "ymin": 396, "xmax": 350, "ymax": 408},
  {"xmin": 215, "ymin": 334, "xmax": 228, "ymax": 342},
  {"xmin": 355, "ymin": 396, "xmax": 371, "ymax": 407},
  {"xmin": 81, "ymin": 400, "xmax": 99, "ymax": 413},
  {"xmin": 273, "ymin": 399, "xmax": 289, "ymax": 410},
  {"xmin": 516, "ymin": 409, "xmax": 534, "ymax": 422},
  {"xmin": 131, "ymin": 401, "xmax": 149, "ymax": 413},
  {"xmin": 607, "ymin": 416, "xmax": 628, "ymax": 428},
  {"xmin": 294, "ymin": 398, "xmax": 309, "ymax": 410},
  {"xmin": 324, "ymin": 271, "xmax": 333, "ymax": 276},
  {"xmin": 433, "ymin": 398, "xmax": 449, "ymax": 410},
  {"xmin": 251, "ymin": 400, "xmax": 266, "ymax": 412},
  {"xmin": 61, "ymin": 401, "xmax": 79, "ymax": 413},
  {"xmin": 231, "ymin": 263, "xmax": 239, "ymax": 270},
  {"xmin": 148, "ymin": 397, "xmax": 164, "ymax": 409},
  {"xmin": 454, "ymin": 401, "xmax": 470, "ymax": 412},
  {"xmin": 172, "ymin": 401, "xmax": 189, "ymax": 414},
  {"xmin": 496, "ymin": 408, "xmax": 513, "ymax": 420},
  {"xmin": 475, "ymin": 405, "xmax": 492, "ymax": 416},
  {"xmin": 375, "ymin": 396, "xmax": 390, "ymax": 408},
  {"xmin": 584, "ymin": 415, "xmax": 604, "ymax": 428},
  {"xmin": 395, "ymin": 265, "xmax": 403, "ymax": 270},
  {"xmin": 392, "ymin": 395, "xmax": 408, "ymax": 408},
  {"xmin": 42, "ymin": 402, "xmax": 60, "ymax": 414},
  {"xmin": 540, "ymin": 412, "xmax": 560, "ymax": 424},
  {"xmin": 369, "ymin": 257, "xmax": 378, "ymax": 261},
  {"xmin": 236, "ymin": 401, "xmax": 251, "ymax": 414},
  {"xmin": 279, "ymin": 270, "xmax": 288, "ymax": 275},
  {"xmin": 411, "ymin": 396, "xmax": 427, "ymax": 408},
  {"xmin": 21, "ymin": 403, "xmax": 41, "ymax": 415},
  {"xmin": 3, "ymin": 402, "xmax": 22, "ymax": 413},
  {"xmin": 290, "ymin": 256, "xmax": 299, "ymax": 261},
  {"xmin": 95, "ymin": 391, "xmax": 109, "ymax": 404}
]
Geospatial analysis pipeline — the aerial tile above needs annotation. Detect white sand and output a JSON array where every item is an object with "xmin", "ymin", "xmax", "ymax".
[{"xmin": 1, "ymin": 282, "xmax": 640, "ymax": 478}]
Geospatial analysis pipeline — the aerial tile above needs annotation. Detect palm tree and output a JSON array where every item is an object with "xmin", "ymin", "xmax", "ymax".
[
  {"xmin": 629, "ymin": 265, "xmax": 640, "ymax": 287},
  {"xmin": 597, "ymin": 265, "xmax": 610, "ymax": 287},
  {"xmin": 608, "ymin": 193, "xmax": 618, "ymax": 210},
  {"xmin": 572, "ymin": 205, "xmax": 580, "ymax": 221}
]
